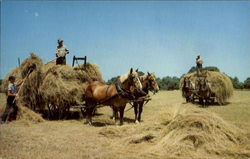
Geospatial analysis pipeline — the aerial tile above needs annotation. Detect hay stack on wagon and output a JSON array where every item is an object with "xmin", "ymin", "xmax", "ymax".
[
  {"xmin": 2, "ymin": 53, "xmax": 103, "ymax": 120},
  {"xmin": 180, "ymin": 70, "xmax": 233, "ymax": 105}
]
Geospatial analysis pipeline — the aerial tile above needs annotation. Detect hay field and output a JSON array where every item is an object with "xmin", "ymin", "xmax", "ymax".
[{"xmin": 0, "ymin": 90, "xmax": 250, "ymax": 159}]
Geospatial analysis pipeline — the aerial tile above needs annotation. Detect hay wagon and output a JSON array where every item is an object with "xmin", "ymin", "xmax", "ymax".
[{"xmin": 181, "ymin": 70, "xmax": 233, "ymax": 105}]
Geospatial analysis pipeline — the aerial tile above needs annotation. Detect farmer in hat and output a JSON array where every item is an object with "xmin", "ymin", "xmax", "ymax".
[
  {"xmin": 0, "ymin": 76, "xmax": 18, "ymax": 124},
  {"xmin": 56, "ymin": 39, "xmax": 69, "ymax": 65},
  {"xmin": 196, "ymin": 54, "xmax": 203, "ymax": 76}
]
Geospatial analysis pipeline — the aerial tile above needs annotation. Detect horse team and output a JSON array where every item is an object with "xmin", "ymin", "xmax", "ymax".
[
  {"xmin": 182, "ymin": 76, "xmax": 215, "ymax": 107},
  {"xmin": 84, "ymin": 68, "xmax": 159, "ymax": 125}
]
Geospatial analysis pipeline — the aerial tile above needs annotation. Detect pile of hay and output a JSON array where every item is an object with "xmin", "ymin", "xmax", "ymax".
[
  {"xmin": 144, "ymin": 105, "xmax": 249, "ymax": 158},
  {"xmin": 16, "ymin": 105, "xmax": 45, "ymax": 123},
  {"xmin": 2, "ymin": 53, "xmax": 103, "ymax": 120},
  {"xmin": 181, "ymin": 70, "xmax": 233, "ymax": 105}
]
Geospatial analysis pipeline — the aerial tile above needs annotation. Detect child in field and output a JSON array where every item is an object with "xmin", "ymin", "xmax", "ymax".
[{"xmin": 0, "ymin": 75, "xmax": 18, "ymax": 124}]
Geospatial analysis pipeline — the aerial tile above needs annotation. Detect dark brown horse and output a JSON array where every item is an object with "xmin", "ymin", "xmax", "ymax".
[
  {"xmin": 84, "ymin": 68, "xmax": 143, "ymax": 125},
  {"xmin": 133, "ymin": 72, "xmax": 159, "ymax": 123},
  {"xmin": 196, "ymin": 77, "xmax": 212, "ymax": 107},
  {"xmin": 182, "ymin": 77, "xmax": 195, "ymax": 103}
]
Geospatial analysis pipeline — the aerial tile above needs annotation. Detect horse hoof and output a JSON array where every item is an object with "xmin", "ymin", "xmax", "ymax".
[
  {"xmin": 135, "ymin": 120, "xmax": 140, "ymax": 124},
  {"xmin": 84, "ymin": 121, "xmax": 92, "ymax": 126},
  {"xmin": 115, "ymin": 122, "xmax": 120, "ymax": 126}
]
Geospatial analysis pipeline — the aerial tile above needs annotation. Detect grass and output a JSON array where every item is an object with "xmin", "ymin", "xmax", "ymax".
[{"xmin": 0, "ymin": 90, "xmax": 250, "ymax": 159}]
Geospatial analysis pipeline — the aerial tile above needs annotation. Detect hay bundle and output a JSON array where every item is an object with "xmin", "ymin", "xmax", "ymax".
[
  {"xmin": 2, "ymin": 53, "xmax": 43, "ymax": 93},
  {"xmin": 3, "ymin": 53, "xmax": 103, "ymax": 120},
  {"xmin": 16, "ymin": 105, "xmax": 45, "ymax": 123},
  {"xmin": 73, "ymin": 63, "xmax": 103, "ymax": 82},
  {"xmin": 147, "ymin": 105, "xmax": 249, "ymax": 158},
  {"xmin": 181, "ymin": 71, "xmax": 233, "ymax": 105},
  {"xmin": 38, "ymin": 64, "xmax": 87, "ymax": 118}
]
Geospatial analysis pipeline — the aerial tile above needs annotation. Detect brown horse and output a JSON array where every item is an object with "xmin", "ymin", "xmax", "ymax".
[
  {"xmin": 196, "ymin": 77, "xmax": 212, "ymax": 107},
  {"xmin": 84, "ymin": 68, "xmax": 143, "ymax": 125},
  {"xmin": 182, "ymin": 77, "xmax": 195, "ymax": 103},
  {"xmin": 133, "ymin": 72, "xmax": 159, "ymax": 123}
]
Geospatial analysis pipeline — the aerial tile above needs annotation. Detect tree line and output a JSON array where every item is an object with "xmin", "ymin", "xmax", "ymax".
[{"xmin": 0, "ymin": 67, "xmax": 249, "ymax": 93}]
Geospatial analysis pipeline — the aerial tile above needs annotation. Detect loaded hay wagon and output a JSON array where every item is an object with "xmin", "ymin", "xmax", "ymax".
[
  {"xmin": 180, "ymin": 70, "xmax": 234, "ymax": 105},
  {"xmin": 2, "ymin": 53, "xmax": 103, "ymax": 120}
]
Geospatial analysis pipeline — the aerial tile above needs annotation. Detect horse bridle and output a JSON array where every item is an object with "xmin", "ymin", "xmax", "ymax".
[{"xmin": 115, "ymin": 79, "xmax": 135, "ymax": 100}]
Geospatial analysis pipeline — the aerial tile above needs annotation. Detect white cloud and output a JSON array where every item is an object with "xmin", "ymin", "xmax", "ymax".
[{"xmin": 34, "ymin": 12, "xmax": 39, "ymax": 17}]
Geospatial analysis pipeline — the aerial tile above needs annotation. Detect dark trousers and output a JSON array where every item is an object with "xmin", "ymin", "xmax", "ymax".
[
  {"xmin": 197, "ymin": 64, "xmax": 202, "ymax": 75},
  {"xmin": 1, "ymin": 97, "xmax": 18, "ymax": 121},
  {"xmin": 56, "ymin": 57, "xmax": 66, "ymax": 65}
]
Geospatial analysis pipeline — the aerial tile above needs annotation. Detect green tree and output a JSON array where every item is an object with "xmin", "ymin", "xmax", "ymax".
[
  {"xmin": 106, "ymin": 71, "xmax": 144, "ymax": 84},
  {"xmin": 157, "ymin": 76, "xmax": 180, "ymax": 90},
  {"xmin": 107, "ymin": 76, "xmax": 119, "ymax": 84},
  {"xmin": 230, "ymin": 77, "xmax": 244, "ymax": 89},
  {"xmin": 188, "ymin": 66, "xmax": 197, "ymax": 73},
  {"xmin": 137, "ymin": 71, "xmax": 145, "ymax": 76},
  {"xmin": 244, "ymin": 77, "xmax": 250, "ymax": 89},
  {"xmin": 0, "ymin": 79, "xmax": 3, "ymax": 93},
  {"xmin": 204, "ymin": 66, "xmax": 220, "ymax": 72}
]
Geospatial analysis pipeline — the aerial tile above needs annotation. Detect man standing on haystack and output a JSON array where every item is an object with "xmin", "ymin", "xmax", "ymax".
[
  {"xmin": 56, "ymin": 39, "xmax": 69, "ymax": 65},
  {"xmin": 196, "ymin": 54, "xmax": 203, "ymax": 76}
]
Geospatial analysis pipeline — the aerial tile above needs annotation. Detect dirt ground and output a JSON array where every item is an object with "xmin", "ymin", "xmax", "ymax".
[{"xmin": 0, "ymin": 90, "xmax": 250, "ymax": 159}]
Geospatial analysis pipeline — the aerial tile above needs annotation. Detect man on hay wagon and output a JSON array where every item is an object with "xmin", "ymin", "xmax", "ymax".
[
  {"xmin": 56, "ymin": 39, "xmax": 69, "ymax": 65},
  {"xmin": 196, "ymin": 54, "xmax": 203, "ymax": 76}
]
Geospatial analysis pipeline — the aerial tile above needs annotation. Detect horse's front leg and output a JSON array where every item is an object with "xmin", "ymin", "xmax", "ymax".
[
  {"xmin": 138, "ymin": 102, "xmax": 144, "ymax": 123},
  {"xmin": 133, "ymin": 102, "xmax": 139, "ymax": 123},
  {"xmin": 113, "ymin": 107, "xmax": 119, "ymax": 125},
  {"xmin": 85, "ymin": 107, "xmax": 94, "ymax": 125},
  {"xmin": 110, "ymin": 106, "xmax": 115, "ymax": 120},
  {"xmin": 85, "ymin": 100, "xmax": 95, "ymax": 125},
  {"xmin": 205, "ymin": 97, "xmax": 209, "ymax": 107},
  {"xmin": 119, "ymin": 105, "xmax": 126, "ymax": 126}
]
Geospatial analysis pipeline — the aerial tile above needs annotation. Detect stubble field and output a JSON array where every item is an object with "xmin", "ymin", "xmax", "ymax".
[{"xmin": 0, "ymin": 90, "xmax": 250, "ymax": 159}]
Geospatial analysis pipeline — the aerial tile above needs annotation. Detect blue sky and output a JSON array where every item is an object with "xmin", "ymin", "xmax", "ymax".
[{"xmin": 1, "ymin": 1, "xmax": 250, "ymax": 81}]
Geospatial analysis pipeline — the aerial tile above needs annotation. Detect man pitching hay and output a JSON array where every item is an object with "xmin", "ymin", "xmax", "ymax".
[
  {"xmin": 56, "ymin": 39, "xmax": 69, "ymax": 65},
  {"xmin": 196, "ymin": 54, "xmax": 203, "ymax": 76},
  {"xmin": 0, "ymin": 76, "xmax": 18, "ymax": 123}
]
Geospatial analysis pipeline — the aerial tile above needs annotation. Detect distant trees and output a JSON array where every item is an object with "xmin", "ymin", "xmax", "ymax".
[
  {"xmin": 157, "ymin": 76, "xmax": 180, "ymax": 90},
  {"xmin": 106, "ymin": 71, "xmax": 145, "ymax": 85},
  {"xmin": 230, "ymin": 77, "xmax": 244, "ymax": 89},
  {"xmin": 137, "ymin": 71, "xmax": 145, "ymax": 76},
  {"xmin": 244, "ymin": 78, "xmax": 250, "ymax": 89},
  {"xmin": 0, "ymin": 79, "xmax": 3, "ymax": 93},
  {"xmin": 106, "ymin": 76, "xmax": 119, "ymax": 84}
]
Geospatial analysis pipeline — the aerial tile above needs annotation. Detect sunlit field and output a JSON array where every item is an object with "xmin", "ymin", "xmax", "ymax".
[{"xmin": 0, "ymin": 90, "xmax": 250, "ymax": 159}]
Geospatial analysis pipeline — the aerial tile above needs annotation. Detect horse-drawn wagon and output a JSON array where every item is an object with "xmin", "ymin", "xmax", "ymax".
[{"xmin": 181, "ymin": 70, "xmax": 233, "ymax": 106}]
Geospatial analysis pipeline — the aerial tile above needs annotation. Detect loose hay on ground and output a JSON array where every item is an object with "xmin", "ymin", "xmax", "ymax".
[{"xmin": 143, "ymin": 104, "xmax": 249, "ymax": 159}]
